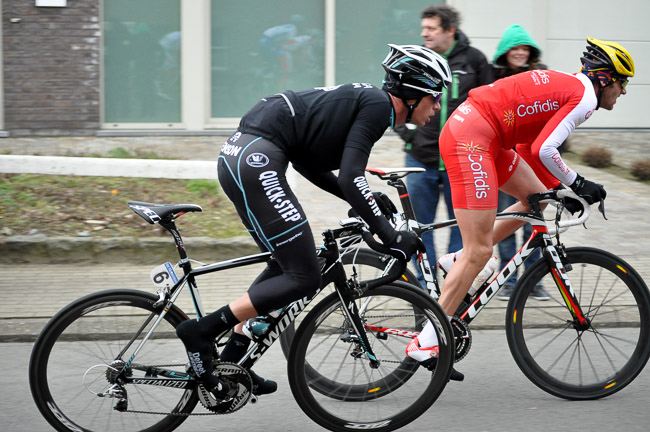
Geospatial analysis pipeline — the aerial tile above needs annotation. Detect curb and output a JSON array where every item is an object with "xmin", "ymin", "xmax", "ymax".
[{"xmin": 0, "ymin": 234, "xmax": 259, "ymax": 264}]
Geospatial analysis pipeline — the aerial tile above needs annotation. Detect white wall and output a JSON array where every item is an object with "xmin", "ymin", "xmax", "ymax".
[{"xmin": 450, "ymin": 0, "xmax": 650, "ymax": 128}]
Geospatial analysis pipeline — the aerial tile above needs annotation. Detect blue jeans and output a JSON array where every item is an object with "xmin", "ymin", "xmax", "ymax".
[
  {"xmin": 405, "ymin": 154, "xmax": 462, "ymax": 283},
  {"xmin": 497, "ymin": 191, "xmax": 541, "ymax": 287}
]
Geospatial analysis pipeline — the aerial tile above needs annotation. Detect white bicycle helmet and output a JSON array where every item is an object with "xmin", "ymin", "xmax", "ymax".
[
  {"xmin": 382, "ymin": 44, "xmax": 451, "ymax": 122},
  {"xmin": 382, "ymin": 44, "xmax": 451, "ymax": 98}
]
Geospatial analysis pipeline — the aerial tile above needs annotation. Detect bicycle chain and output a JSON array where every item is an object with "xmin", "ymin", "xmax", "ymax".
[
  {"xmin": 361, "ymin": 316, "xmax": 421, "ymax": 365},
  {"xmin": 119, "ymin": 363, "xmax": 251, "ymax": 417},
  {"xmin": 123, "ymin": 409, "xmax": 222, "ymax": 417},
  {"xmin": 117, "ymin": 363, "xmax": 216, "ymax": 417}
]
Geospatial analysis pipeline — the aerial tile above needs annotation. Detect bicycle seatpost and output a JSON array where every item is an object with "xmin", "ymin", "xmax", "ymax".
[
  {"xmin": 387, "ymin": 177, "xmax": 417, "ymax": 221},
  {"xmin": 159, "ymin": 218, "xmax": 192, "ymax": 274}
]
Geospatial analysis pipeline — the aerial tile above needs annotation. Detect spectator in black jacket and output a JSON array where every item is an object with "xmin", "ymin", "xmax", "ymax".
[{"xmin": 393, "ymin": 5, "xmax": 493, "ymax": 282}]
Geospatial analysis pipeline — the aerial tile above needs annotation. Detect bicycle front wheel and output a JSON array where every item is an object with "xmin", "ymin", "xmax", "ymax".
[
  {"xmin": 29, "ymin": 289, "xmax": 198, "ymax": 432},
  {"xmin": 288, "ymin": 282, "xmax": 453, "ymax": 432},
  {"xmin": 506, "ymin": 247, "xmax": 650, "ymax": 400}
]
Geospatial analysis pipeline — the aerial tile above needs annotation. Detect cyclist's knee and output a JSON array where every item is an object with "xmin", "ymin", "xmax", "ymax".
[
  {"xmin": 286, "ymin": 269, "xmax": 321, "ymax": 300},
  {"xmin": 464, "ymin": 244, "xmax": 493, "ymax": 268}
]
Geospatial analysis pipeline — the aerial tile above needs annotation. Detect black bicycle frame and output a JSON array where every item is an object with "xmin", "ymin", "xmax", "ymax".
[{"xmin": 117, "ymin": 220, "xmax": 389, "ymax": 384}]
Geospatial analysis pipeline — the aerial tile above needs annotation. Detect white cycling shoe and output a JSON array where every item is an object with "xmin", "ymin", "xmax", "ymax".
[
  {"xmin": 405, "ymin": 337, "xmax": 439, "ymax": 362},
  {"xmin": 406, "ymin": 337, "xmax": 465, "ymax": 381}
]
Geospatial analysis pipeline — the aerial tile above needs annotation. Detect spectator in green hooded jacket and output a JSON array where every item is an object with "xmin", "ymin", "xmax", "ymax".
[{"xmin": 493, "ymin": 24, "xmax": 545, "ymax": 80}]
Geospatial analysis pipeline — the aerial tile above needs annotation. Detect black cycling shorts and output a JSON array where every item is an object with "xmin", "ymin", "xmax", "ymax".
[{"xmin": 217, "ymin": 133, "xmax": 321, "ymax": 312}]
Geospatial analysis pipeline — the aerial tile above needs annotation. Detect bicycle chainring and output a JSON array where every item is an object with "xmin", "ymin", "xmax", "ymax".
[
  {"xmin": 450, "ymin": 317, "xmax": 472, "ymax": 362},
  {"xmin": 197, "ymin": 362, "xmax": 252, "ymax": 414}
]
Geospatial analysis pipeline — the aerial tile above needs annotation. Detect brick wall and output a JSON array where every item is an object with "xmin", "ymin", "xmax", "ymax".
[{"xmin": 2, "ymin": 0, "xmax": 100, "ymax": 136}]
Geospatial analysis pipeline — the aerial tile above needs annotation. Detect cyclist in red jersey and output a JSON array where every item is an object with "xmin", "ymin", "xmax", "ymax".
[{"xmin": 406, "ymin": 38, "xmax": 635, "ymax": 371}]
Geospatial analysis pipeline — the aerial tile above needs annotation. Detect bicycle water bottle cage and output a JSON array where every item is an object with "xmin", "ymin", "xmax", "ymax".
[{"xmin": 128, "ymin": 201, "xmax": 203, "ymax": 224}]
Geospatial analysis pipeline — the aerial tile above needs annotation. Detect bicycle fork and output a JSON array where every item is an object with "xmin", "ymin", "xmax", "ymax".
[
  {"xmin": 542, "ymin": 238, "xmax": 591, "ymax": 330},
  {"xmin": 334, "ymin": 266, "xmax": 381, "ymax": 368}
]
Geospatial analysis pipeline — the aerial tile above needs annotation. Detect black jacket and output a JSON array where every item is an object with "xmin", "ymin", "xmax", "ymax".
[{"xmin": 394, "ymin": 31, "xmax": 494, "ymax": 167}]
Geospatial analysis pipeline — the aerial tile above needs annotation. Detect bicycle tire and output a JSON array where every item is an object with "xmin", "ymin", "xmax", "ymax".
[
  {"xmin": 506, "ymin": 247, "xmax": 650, "ymax": 400},
  {"xmin": 288, "ymin": 282, "xmax": 453, "ymax": 432},
  {"xmin": 29, "ymin": 289, "xmax": 198, "ymax": 432},
  {"xmin": 279, "ymin": 248, "xmax": 421, "ymax": 357}
]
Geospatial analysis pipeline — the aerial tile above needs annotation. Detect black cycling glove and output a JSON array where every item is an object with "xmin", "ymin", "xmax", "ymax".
[
  {"xmin": 384, "ymin": 230, "xmax": 420, "ymax": 261},
  {"xmin": 372, "ymin": 192, "xmax": 398, "ymax": 221},
  {"xmin": 569, "ymin": 174, "xmax": 607, "ymax": 205},
  {"xmin": 554, "ymin": 184, "xmax": 583, "ymax": 215}
]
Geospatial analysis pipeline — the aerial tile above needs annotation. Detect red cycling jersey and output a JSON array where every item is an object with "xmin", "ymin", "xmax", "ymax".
[{"xmin": 440, "ymin": 70, "xmax": 597, "ymax": 209}]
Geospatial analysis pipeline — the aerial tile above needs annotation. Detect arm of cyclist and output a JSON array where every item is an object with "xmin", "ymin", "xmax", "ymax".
[
  {"xmin": 526, "ymin": 97, "xmax": 606, "ymax": 207},
  {"xmin": 292, "ymin": 165, "xmax": 346, "ymax": 200},
  {"xmin": 338, "ymin": 146, "xmax": 419, "ymax": 260},
  {"xmin": 293, "ymin": 164, "xmax": 397, "ymax": 220}
]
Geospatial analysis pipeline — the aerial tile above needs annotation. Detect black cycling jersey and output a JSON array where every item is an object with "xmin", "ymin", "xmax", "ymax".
[
  {"xmin": 239, "ymin": 83, "xmax": 392, "ymax": 171},
  {"xmin": 236, "ymin": 83, "xmax": 397, "ymax": 243},
  {"xmin": 218, "ymin": 83, "xmax": 397, "ymax": 314}
]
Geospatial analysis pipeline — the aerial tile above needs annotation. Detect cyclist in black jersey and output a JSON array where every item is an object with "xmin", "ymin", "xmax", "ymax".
[{"xmin": 176, "ymin": 44, "xmax": 452, "ymax": 398}]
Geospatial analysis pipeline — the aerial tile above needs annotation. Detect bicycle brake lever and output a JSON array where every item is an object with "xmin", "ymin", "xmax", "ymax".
[
  {"xmin": 598, "ymin": 199, "xmax": 608, "ymax": 220},
  {"xmin": 416, "ymin": 237, "xmax": 426, "ymax": 256}
]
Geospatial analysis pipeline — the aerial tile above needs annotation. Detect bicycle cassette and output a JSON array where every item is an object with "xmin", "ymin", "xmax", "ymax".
[
  {"xmin": 197, "ymin": 362, "xmax": 252, "ymax": 414},
  {"xmin": 450, "ymin": 317, "xmax": 472, "ymax": 362}
]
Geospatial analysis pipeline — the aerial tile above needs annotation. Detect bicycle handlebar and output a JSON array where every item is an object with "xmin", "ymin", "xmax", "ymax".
[
  {"xmin": 545, "ymin": 189, "xmax": 591, "ymax": 228},
  {"xmin": 532, "ymin": 187, "xmax": 611, "ymax": 236},
  {"xmin": 359, "ymin": 229, "xmax": 409, "ymax": 289}
]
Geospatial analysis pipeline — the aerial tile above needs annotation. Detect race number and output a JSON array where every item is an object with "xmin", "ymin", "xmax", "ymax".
[{"xmin": 150, "ymin": 262, "xmax": 179, "ymax": 289}]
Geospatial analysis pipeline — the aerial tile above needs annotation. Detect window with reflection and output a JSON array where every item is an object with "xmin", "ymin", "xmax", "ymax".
[
  {"xmin": 103, "ymin": 0, "xmax": 181, "ymax": 123},
  {"xmin": 211, "ymin": 1, "xmax": 324, "ymax": 118},
  {"xmin": 335, "ymin": 0, "xmax": 439, "ymax": 87}
]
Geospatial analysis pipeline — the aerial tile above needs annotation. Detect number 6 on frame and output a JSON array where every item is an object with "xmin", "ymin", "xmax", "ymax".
[{"xmin": 149, "ymin": 262, "xmax": 179, "ymax": 289}]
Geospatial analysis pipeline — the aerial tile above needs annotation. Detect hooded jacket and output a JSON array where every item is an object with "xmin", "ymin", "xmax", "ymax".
[
  {"xmin": 493, "ymin": 25, "xmax": 544, "ymax": 78},
  {"xmin": 493, "ymin": 25, "xmax": 541, "ymax": 64},
  {"xmin": 394, "ymin": 30, "xmax": 493, "ymax": 168}
]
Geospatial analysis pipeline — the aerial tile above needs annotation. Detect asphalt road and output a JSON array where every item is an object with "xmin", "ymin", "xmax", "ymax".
[{"xmin": 7, "ymin": 329, "xmax": 650, "ymax": 432}]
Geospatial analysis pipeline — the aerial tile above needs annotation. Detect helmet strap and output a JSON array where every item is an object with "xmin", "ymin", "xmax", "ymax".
[
  {"xmin": 585, "ymin": 72, "xmax": 603, "ymax": 110},
  {"xmin": 402, "ymin": 97, "xmax": 423, "ymax": 124}
]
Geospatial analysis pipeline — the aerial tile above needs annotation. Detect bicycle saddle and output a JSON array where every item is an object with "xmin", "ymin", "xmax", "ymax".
[
  {"xmin": 128, "ymin": 201, "xmax": 203, "ymax": 224},
  {"xmin": 366, "ymin": 167, "xmax": 425, "ymax": 180}
]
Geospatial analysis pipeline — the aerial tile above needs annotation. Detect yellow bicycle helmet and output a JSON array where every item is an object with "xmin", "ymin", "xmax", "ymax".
[{"xmin": 581, "ymin": 37, "xmax": 635, "ymax": 78}]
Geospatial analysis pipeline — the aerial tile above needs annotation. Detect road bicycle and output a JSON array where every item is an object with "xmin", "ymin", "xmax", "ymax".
[
  {"xmin": 320, "ymin": 166, "xmax": 650, "ymax": 401},
  {"xmin": 29, "ymin": 199, "xmax": 454, "ymax": 432}
]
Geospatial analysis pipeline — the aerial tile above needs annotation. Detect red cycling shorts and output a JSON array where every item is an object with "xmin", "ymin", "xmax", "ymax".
[{"xmin": 440, "ymin": 102, "xmax": 520, "ymax": 210}]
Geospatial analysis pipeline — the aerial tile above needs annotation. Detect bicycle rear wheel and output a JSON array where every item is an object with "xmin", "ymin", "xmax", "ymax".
[
  {"xmin": 506, "ymin": 247, "xmax": 650, "ymax": 400},
  {"xmin": 279, "ymin": 248, "xmax": 421, "ymax": 357},
  {"xmin": 29, "ymin": 289, "xmax": 198, "ymax": 432},
  {"xmin": 288, "ymin": 282, "xmax": 453, "ymax": 432}
]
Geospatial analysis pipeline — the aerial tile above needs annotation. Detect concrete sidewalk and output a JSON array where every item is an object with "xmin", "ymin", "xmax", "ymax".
[
  {"xmin": 1, "ymin": 131, "xmax": 650, "ymax": 338},
  {"xmin": 0, "ymin": 155, "xmax": 220, "ymax": 179}
]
